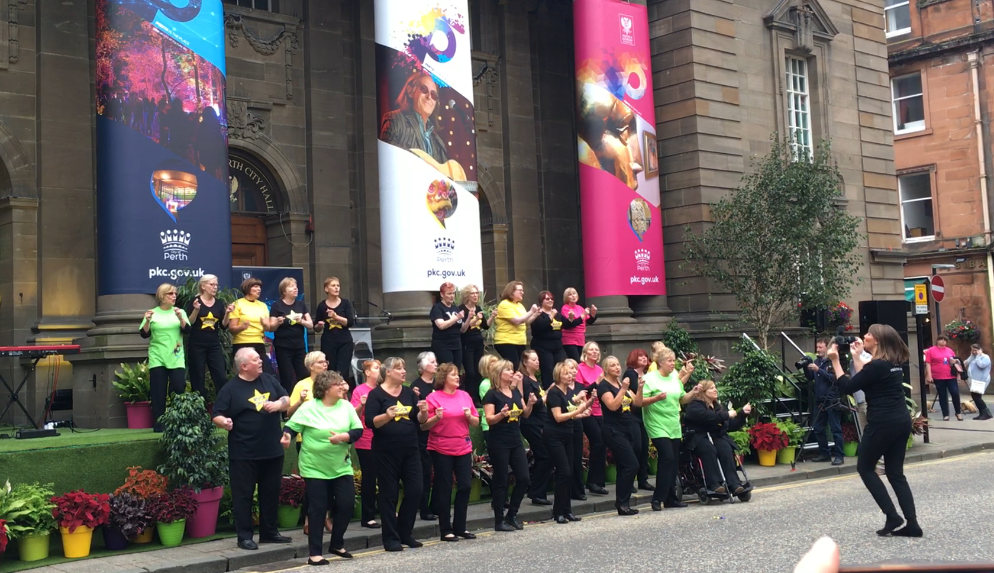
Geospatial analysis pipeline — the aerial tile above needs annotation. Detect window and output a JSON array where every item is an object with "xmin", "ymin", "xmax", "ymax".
[
  {"xmin": 884, "ymin": 0, "xmax": 911, "ymax": 37},
  {"xmin": 892, "ymin": 73, "xmax": 925, "ymax": 134},
  {"xmin": 785, "ymin": 56, "xmax": 813, "ymax": 160},
  {"xmin": 223, "ymin": 0, "xmax": 280, "ymax": 12},
  {"xmin": 899, "ymin": 172, "xmax": 934, "ymax": 241}
]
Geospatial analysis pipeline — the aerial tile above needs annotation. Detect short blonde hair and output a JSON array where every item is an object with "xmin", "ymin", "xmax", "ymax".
[
  {"xmin": 580, "ymin": 341, "xmax": 601, "ymax": 363},
  {"xmin": 460, "ymin": 283, "xmax": 480, "ymax": 302},
  {"xmin": 563, "ymin": 287, "xmax": 578, "ymax": 303},
  {"xmin": 479, "ymin": 354, "xmax": 499, "ymax": 380},
  {"xmin": 198, "ymin": 274, "xmax": 218, "ymax": 295},
  {"xmin": 323, "ymin": 276, "xmax": 340, "ymax": 289},
  {"xmin": 155, "ymin": 283, "xmax": 177, "ymax": 304},
  {"xmin": 696, "ymin": 380, "xmax": 716, "ymax": 402},
  {"xmin": 489, "ymin": 359, "xmax": 514, "ymax": 388},
  {"xmin": 601, "ymin": 355, "xmax": 620, "ymax": 373},
  {"xmin": 278, "ymin": 277, "xmax": 297, "ymax": 297},
  {"xmin": 652, "ymin": 347, "xmax": 676, "ymax": 366},
  {"xmin": 650, "ymin": 341, "xmax": 666, "ymax": 355},
  {"xmin": 304, "ymin": 351, "xmax": 326, "ymax": 370},
  {"xmin": 553, "ymin": 359, "xmax": 578, "ymax": 385}
]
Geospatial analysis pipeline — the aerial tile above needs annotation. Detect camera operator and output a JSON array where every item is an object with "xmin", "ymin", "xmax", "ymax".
[{"xmin": 805, "ymin": 337, "xmax": 844, "ymax": 466}]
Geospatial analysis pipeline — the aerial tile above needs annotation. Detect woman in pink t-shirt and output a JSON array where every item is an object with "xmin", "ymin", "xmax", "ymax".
[
  {"xmin": 924, "ymin": 335, "xmax": 963, "ymax": 420},
  {"xmin": 351, "ymin": 360, "xmax": 381, "ymax": 528},
  {"xmin": 561, "ymin": 287, "xmax": 598, "ymax": 361},
  {"xmin": 422, "ymin": 363, "xmax": 480, "ymax": 542},
  {"xmin": 576, "ymin": 341, "xmax": 608, "ymax": 495}
]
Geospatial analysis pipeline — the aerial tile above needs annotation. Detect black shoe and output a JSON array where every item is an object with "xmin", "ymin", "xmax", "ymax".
[
  {"xmin": 308, "ymin": 558, "xmax": 330, "ymax": 566},
  {"xmin": 617, "ymin": 506, "xmax": 639, "ymax": 516},
  {"xmin": 664, "ymin": 501, "xmax": 688, "ymax": 508},
  {"xmin": 384, "ymin": 544, "xmax": 404, "ymax": 552},
  {"xmin": 638, "ymin": 482, "xmax": 655, "ymax": 491},
  {"xmin": 494, "ymin": 521, "xmax": 516, "ymax": 532},
  {"xmin": 237, "ymin": 539, "xmax": 258, "ymax": 550},
  {"xmin": 892, "ymin": 524, "xmax": 923, "ymax": 538},
  {"xmin": 832, "ymin": 457, "xmax": 844, "ymax": 466},
  {"xmin": 651, "ymin": 501, "xmax": 662, "ymax": 511},
  {"xmin": 565, "ymin": 513, "xmax": 581, "ymax": 522},
  {"xmin": 420, "ymin": 513, "xmax": 437, "ymax": 521},
  {"xmin": 877, "ymin": 515, "xmax": 904, "ymax": 536},
  {"xmin": 631, "ymin": 486, "xmax": 638, "ymax": 494},
  {"xmin": 530, "ymin": 497, "xmax": 552, "ymax": 506},
  {"xmin": 505, "ymin": 515, "xmax": 524, "ymax": 530},
  {"xmin": 441, "ymin": 534, "xmax": 459, "ymax": 542},
  {"xmin": 812, "ymin": 454, "xmax": 832, "ymax": 462},
  {"xmin": 259, "ymin": 534, "xmax": 292, "ymax": 544},
  {"xmin": 329, "ymin": 548, "xmax": 353, "ymax": 559},
  {"xmin": 588, "ymin": 485, "xmax": 609, "ymax": 495},
  {"xmin": 571, "ymin": 494, "xmax": 587, "ymax": 501},
  {"xmin": 555, "ymin": 515, "xmax": 569, "ymax": 524},
  {"xmin": 402, "ymin": 538, "xmax": 424, "ymax": 548},
  {"xmin": 457, "ymin": 531, "xmax": 476, "ymax": 540}
]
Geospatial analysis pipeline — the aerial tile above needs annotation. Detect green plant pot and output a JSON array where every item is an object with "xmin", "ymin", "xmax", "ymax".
[
  {"xmin": 647, "ymin": 458, "xmax": 658, "ymax": 476},
  {"xmin": 907, "ymin": 434, "xmax": 914, "ymax": 449},
  {"xmin": 582, "ymin": 469, "xmax": 588, "ymax": 483},
  {"xmin": 18, "ymin": 532, "xmax": 51, "ymax": 562},
  {"xmin": 469, "ymin": 478, "xmax": 482, "ymax": 502},
  {"xmin": 156, "ymin": 520, "xmax": 185, "ymax": 547},
  {"xmin": 277, "ymin": 505, "xmax": 301, "ymax": 529},
  {"xmin": 777, "ymin": 446, "xmax": 797, "ymax": 465},
  {"xmin": 604, "ymin": 464, "xmax": 618, "ymax": 484},
  {"xmin": 843, "ymin": 442, "xmax": 859, "ymax": 457},
  {"xmin": 353, "ymin": 497, "xmax": 361, "ymax": 520}
]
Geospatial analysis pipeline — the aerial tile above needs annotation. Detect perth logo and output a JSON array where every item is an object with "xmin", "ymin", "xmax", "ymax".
[
  {"xmin": 161, "ymin": 229, "xmax": 192, "ymax": 261},
  {"xmin": 620, "ymin": 14, "xmax": 635, "ymax": 45},
  {"xmin": 434, "ymin": 237, "xmax": 456, "ymax": 263},
  {"xmin": 634, "ymin": 248, "xmax": 650, "ymax": 271}
]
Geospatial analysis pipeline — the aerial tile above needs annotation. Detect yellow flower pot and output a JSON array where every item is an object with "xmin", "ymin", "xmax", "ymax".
[
  {"xmin": 757, "ymin": 449, "xmax": 778, "ymax": 467},
  {"xmin": 132, "ymin": 525, "xmax": 155, "ymax": 544},
  {"xmin": 59, "ymin": 525, "xmax": 94, "ymax": 559}
]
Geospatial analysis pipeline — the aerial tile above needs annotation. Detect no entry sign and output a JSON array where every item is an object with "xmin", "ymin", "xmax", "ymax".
[{"xmin": 931, "ymin": 275, "xmax": 945, "ymax": 302}]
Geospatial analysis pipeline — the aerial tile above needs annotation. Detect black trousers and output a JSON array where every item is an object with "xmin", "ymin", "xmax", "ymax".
[
  {"xmin": 356, "ymin": 448, "xmax": 379, "ymax": 523},
  {"xmin": 462, "ymin": 340, "xmax": 485, "ymax": 399},
  {"xmin": 274, "ymin": 346, "xmax": 308, "ymax": 396},
  {"xmin": 230, "ymin": 455, "xmax": 284, "ymax": 542},
  {"xmin": 321, "ymin": 339, "xmax": 355, "ymax": 387},
  {"xmin": 231, "ymin": 343, "xmax": 275, "ymax": 375},
  {"xmin": 187, "ymin": 343, "xmax": 226, "ymax": 398},
  {"xmin": 571, "ymin": 421, "xmax": 586, "ymax": 497},
  {"xmin": 563, "ymin": 345, "xmax": 582, "ymax": 362},
  {"xmin": 971, "ymin": 391, "xmax": 991, "ymax": 415},
  {"xmin": 813, "ymin": 401, "xmax": 844, "ymax": 459},
  {"xmin": 431, "ymin": 344, "xmax": 464, "ymax": 373},
  {"xmin": 933, "ymin": 378, "xmax": 962, "ymax": 417},
  {"xmin": 858, "ymin": 419, "xmax": 917, "ymax": 522},
  {"xmin": 430, "ymin": 451, "xmax": 472, "ymax": 536},
  {"xmin": 546, "ymin": 431, "xmax": 574, "ymax": 518},
  {"xmin": 534, "ymin": 345, "xmax": 567, "ymax": 392},
  {"xmin": 305, "ymin": 475, "xmax": 353, "ymax": 555},
  {"xmin": 582, "ymin": 416, "xmax": 606, "ymax": 487},
  {"xmin": 521, "ymin": 423, "xmax": 552, "ymax": 500},
  {"xmin": 494, "ymin": 344, "xmax": 525, "ymax": 370},
  {"xmin": 150, "ymin": 366, "xmax": 186, "ymax": 431},
  {"xmin": 602, "ymin": 423, "xmax": 638, "ymax": 508},
  {"xmin": 650, "ymin": 437, "xmax": 681, "ymax": 505},
  {"xmin": 487, "ymin": 441, "xmax": 530, "ymax": 520},
  {"xmin": 417, "ymin": 440, "xmax": 433, "ymax": 516},
  {"xmin": 632, "ymin": 418, "xmax": 650, "ymax": 485},
  {"xmin": 375, "ymin": 447, "xmax": 423, "ymax": 549},
  {"xmin": 692, "ymin": 437, "xmax": 741, "ymax": 490}
]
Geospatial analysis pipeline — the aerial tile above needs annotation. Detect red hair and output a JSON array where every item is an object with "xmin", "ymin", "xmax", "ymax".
[{"xmin": 626, "ymin": 348, "xmax": 648, "ymax": 370}]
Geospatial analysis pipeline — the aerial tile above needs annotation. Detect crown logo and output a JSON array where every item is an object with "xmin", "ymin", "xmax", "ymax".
[
  {"xmin": 161, "ymin": 229, "xmax": 192, "ymax": 261},
  {"xmin": 634, "ymin": 248, "xmax": 650, "ymax": 271},
  {"xmin": 434, "ymin": 237, "xmax": 455, "ymax": 254}
]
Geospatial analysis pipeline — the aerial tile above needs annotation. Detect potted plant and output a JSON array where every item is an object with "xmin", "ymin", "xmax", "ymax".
[
  {"xmin": 470, "ymin": 454, "xmax": 492, "ymax": 501},
  {"xmin": 842, "ymin": 423, "xmax": 860, "ymax": 457},
  {"xmin": 113, "ymin": 362, "xmax": 152, "ymax": 429},
  {"xmin": 647, "ymin": 442, "xmax": 658, "ymax": 475},
  {"xmin": 775, "ymin": 419, "xmax": 805, "ymax": 464},
  {"xmin": 0, "ymin": 481, "xmax": 57, "ymax": 562},
  {"xmin": 51, "ymin": 490, "xmax": 110, "ymax": 558},
  {"xmin": 352, "ymin": 472, "xmax": 362, "ymax": 521},
  {"xmin": 728, "ymin": 430, "xmax": 752, "ymax": 465},
  {"xmin": 115, "ymin": 466, "xmax": 167, "ymax": 543},
  {"xmin": 604, "ymin": 447, "xmax": 617, "ymax": 484},
  {"xmin": 0, "ymin": 518, "xmax": 7, "ymax": 563},
  {"xmin": 157, "ymin": 392, "xmax": 228, "ymax": 538},
  {"xmin": 147, "ymin": 487, "xmax": 198, "ymax": 547},
  {"xmin": 944, "ymin": 318, "xmax": 981, "ymax": 342},
  {"xmin": 277, "ymin": 475, "xmax": 305, "ymax": 529},
  {"xmin": 747, "ymin": 422, "xmax": 788, "ymax": 467},
  {"xmin": 104, "ymin": 493, "xmax": 150, "ymax": 551}
]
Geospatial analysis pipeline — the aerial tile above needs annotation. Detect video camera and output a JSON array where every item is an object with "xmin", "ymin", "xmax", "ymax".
[{"xmin": 832, "ymin": 326, "xmax": 858, "ymax": 348}]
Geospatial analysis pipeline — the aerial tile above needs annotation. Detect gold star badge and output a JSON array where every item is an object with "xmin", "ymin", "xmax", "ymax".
[
  {"xmin": 393, "ymin": 400, "xmax": 412, "ymax": 421},
  {"xmin": 507, "ymin": 403, "xmax": 522, "ymax": 422},
  {"xmin": 622, "ymin": 395, "xmax": 633, "ymax": 413},
  {"xmin": 200, "ymin": 311, "xmax": 218, "ymax": 330},
  {"xmin": 286, "ymin": 311, "xmax": 302, "ymax": 325},
  {"xmin": 248, "ymin": 389, "xmax": 270, "ymax": 412}
]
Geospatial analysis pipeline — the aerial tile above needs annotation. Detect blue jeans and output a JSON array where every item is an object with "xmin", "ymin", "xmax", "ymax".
[
  {"xmin": 933, "ymin": 378, "xmax": 961, "ymax": 417},
  {"xmin": 813, "ymin": 401, "xmax": 843, "ymax": 459}
]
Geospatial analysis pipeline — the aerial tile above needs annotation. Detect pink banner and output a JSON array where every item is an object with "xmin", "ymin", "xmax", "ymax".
[{"xmin": 574, "ymin": 0, "xmax": 665, "ymax": 296}]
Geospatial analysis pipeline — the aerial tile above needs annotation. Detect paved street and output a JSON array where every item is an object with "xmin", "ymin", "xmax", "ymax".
[{"xmin": 247, "ymin": 451, "xmax": 994, "ymax": 573}]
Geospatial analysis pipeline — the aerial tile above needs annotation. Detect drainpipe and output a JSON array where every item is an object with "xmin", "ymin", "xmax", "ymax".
[{"xmin": 967, "ymin": 50, "xmax": 994, "ymax": 339}]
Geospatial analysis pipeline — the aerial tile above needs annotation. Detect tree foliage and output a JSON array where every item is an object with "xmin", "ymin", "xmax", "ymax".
[{"xmin": 683, "ymin": 136, "xmax": 863, "ymax": 348}]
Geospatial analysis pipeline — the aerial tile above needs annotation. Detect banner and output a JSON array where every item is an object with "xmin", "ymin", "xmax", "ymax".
[
  {"xmin": 574, "ymin": 0, "xmax": 666, "ymax": 296},
  {"xmin": 374, "ymin": 0, "xmax": 483, "ymax": 293},
  {"xmin": 95, "ymin": 0, "xmax": 232, "ymax": 294}
]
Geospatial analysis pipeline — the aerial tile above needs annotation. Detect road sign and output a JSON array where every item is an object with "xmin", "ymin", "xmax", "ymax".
[
  {"xmin": 914, "ymin": 283, "xmax": 928, "ymax": 315},
  {"xmin": 931, "ymin": 275, "xmax": 945, "ymax": 302}
]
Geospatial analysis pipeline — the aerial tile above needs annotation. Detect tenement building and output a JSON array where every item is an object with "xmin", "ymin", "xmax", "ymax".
[{"xmin": 0, "ymin": 0, "xmax": 904, "ymax": 427}]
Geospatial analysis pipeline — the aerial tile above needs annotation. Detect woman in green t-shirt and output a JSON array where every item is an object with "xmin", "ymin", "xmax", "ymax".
[
  {"xmin": 140, "ymin": 282, "xmax": 190, "ymax": 432},
  {"xmin": 281, "ymin": 370, "xmax": 363, "ymax": 564},
  {"xmin": 634, "ymin": 346, "xmax": 700, "ymax": 512}
]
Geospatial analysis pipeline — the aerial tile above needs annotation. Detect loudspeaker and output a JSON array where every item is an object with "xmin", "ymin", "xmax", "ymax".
[{"xmin": 858, "ymin": 300, "xmax": 910, "ymax": 338}]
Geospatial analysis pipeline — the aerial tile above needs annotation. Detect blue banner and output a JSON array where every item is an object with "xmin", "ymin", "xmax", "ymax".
[{"xmin": 95, "ymin": 0, "xmax": 231, "ymax": 294}]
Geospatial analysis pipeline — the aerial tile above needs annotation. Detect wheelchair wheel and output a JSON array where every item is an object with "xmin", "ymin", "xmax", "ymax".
[
  {"xmin": 697, "ymin": 488, "xmax": 711, "ymax": 505},
  {"xmin": 737, "ymin": 491, "xmax": 752, "ymax": 502}
]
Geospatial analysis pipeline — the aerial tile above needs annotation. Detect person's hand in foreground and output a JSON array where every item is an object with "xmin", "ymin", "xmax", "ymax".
[{"xmin": 794, "ymin": 537, "xmax": 840, "ymax": 573}]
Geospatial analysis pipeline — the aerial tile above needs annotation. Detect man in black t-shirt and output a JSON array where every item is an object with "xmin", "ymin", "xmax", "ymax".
[{"xmin": 213, "ymin": 348, "xmax": 291, "ymax": 550}]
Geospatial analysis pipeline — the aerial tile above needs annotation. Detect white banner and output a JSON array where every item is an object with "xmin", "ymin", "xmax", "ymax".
[{"xmin": 374, "ymin": 0, "xmax": 482, "ymax": 293}]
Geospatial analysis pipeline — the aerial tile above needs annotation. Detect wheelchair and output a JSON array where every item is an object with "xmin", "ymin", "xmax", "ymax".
[{"xmin": 677, "ymin": 432, "xmax": 753, "ymax": 505}]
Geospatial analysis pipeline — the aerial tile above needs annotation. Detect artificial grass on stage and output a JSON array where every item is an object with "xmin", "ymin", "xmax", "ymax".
[{"xmin": 0, "ymin": 428, "xmax": 160, "ymax": 453}]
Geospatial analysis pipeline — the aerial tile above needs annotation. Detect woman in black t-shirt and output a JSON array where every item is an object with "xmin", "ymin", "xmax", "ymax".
[
  {"xmin": 597, "ymin": 356, "xmax": 639, "ymax": 515},
  {"xmin": 459, "ymin": 284, "xmax": 494, "ymax": 399},
  {"xmin": 270, "ymin": 278, "xmax": 313, "ymax": 396},
  {"xmin": 411, "ymin": 352, "xmax": 437, "ymax": 521},
  {"xmin": 518, "ymin": 351, "xmax": 552, "ymax": 505},
  {"xmin": 544, "ymin": 359, "xmax": 592, "ymax": 523},
  {"xmin": 624, "ymin": 348, "xmax": 654, "ymax": 491},
  {"xmin": 185, "ymin": 274, "xmax": 233, "ymax": 397},
  {"xmin": 531, "ymin": 291, "xmax": 571, "ymax": 389},
  {"xmin": 430, "ymin": 282, "xmax": 469, "ymax": 368},
  {"xmin": 364, "ymin": 357, "xmax": 429, "ymax": 552},
  {"xmin": 483, "ymin": 359, "xmax": 534, "ymax": 532},
  {"xmin": 827, "ymin": 324, "xmax": 921, "ymax": 538},
  {"xmin": 314, "ymin": 277, "xmax": 356, "ymax": 388}
]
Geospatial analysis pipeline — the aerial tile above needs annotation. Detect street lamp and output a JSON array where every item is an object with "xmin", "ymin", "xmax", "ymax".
[{"xmin": 931, "ymin": 264, "xmax": 955, "ymax": 338}]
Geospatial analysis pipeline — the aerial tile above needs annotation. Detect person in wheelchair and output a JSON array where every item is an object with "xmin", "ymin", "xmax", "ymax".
[{"xmin": 684, "ymin": 381, "xmax": 751, "ymax": 495}]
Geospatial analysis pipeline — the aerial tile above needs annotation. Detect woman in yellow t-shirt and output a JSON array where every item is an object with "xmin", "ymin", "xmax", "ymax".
[
  {"xmin": 493, "ymin": 281, "xmax": 540, "ymax": 369},
  {"xmin": 646, "ymin": 341, "xmax": 666, "ymax": 373},
  {"xmin": 228, "ymin": 278, "xmax": 283, "ymax": 375}
]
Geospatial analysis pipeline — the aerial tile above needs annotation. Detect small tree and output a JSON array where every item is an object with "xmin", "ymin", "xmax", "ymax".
[{"xmin": 683, "ymin": 136, "xmax": 863, "ymax": 349}]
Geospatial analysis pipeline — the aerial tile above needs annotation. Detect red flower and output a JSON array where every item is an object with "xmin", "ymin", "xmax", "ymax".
[{"xmin": 0, "ymin": 518, "xmax": 8, "ymax": 555}]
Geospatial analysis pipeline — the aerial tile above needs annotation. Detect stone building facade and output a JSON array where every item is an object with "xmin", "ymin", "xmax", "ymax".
[
  {"xmin": 0, "ymin": 0, "xmax": 904, "ymax": 428},
  {"xmin": 887, "ymin": 0, "xmax": 994, "ymax": 350}
]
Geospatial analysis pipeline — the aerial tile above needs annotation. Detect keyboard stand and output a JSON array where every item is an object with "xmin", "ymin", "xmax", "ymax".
[{"xmin": 0, "ymin": 356, "xmax": 42, "ymax": 429}]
